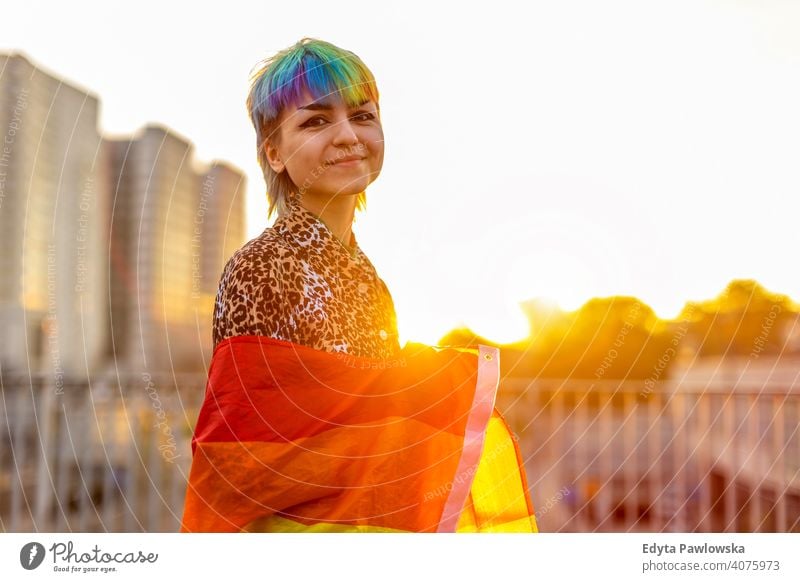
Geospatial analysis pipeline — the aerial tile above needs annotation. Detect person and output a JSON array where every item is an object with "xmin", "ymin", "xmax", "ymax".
[
  {"xmin": 181, "ymin": 38, "xmax": 538, "ymax": 534},
  {"xmin": 212, "ymin": 37, "xmax": 400, "ymax": 359}
]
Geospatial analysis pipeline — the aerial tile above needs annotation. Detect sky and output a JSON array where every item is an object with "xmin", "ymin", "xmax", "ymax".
[{"xmin": 3, "ymin": 0, "xmax": 799, "ymax": 345}]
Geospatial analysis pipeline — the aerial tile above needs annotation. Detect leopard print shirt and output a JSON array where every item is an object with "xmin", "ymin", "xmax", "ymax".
[{"xmin": 212, "ymin": 197, "xmax": 401, "ymax": 358}]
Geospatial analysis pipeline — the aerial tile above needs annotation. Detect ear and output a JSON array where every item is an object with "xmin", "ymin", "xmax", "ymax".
[{"xmin": 265, "ymin": 140, "xmax": 285, "ymax": 173}]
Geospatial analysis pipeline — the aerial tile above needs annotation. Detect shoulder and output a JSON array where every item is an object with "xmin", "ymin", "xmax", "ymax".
[
  {"xmin": 218, "ymin": 228, "xmax": 295, "ymax": 294},
  {"xmin": 212, "ymin": 229, "xmax": 301, "ymax": 347}
]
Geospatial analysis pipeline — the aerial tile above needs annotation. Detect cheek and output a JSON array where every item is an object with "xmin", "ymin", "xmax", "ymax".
[
  {"xmin": 366, "ymin": 128, "xmax": 385, "ymax": 158},
  {"xmin": 372, "ymin": 145, "xmax": 385, "ymax": 169},
  {"xmin": 370, "ymin": 125, "xmax": 384, "ymax": 145},
  {"xmin": 284, "ymin": 140, "xmax": 321, "ymax": 174}
]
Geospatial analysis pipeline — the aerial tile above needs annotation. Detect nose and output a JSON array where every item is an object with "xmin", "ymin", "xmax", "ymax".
[{"xmin": 331, "ymin": 116, "xmax": 360, "ymax": 146}]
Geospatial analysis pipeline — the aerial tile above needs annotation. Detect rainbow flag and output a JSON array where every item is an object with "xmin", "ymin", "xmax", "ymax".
[{"xmin": 180, "ymin": 336, "xmax": 538, "ymax": 533}]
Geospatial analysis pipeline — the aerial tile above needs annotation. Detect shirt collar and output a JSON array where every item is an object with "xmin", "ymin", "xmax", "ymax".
[{"xmin": 274, "ymin": 196, "xmax": 360, "ymax": 259}]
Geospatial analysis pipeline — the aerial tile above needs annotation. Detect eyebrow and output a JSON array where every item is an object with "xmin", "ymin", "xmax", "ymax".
[{"xmin": 298, "ymin": 98, "xmax": 371, "ymax": 111}]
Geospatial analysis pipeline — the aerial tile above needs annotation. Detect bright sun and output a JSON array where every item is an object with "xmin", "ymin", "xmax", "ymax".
[{"xmin": 396, "ymin": 249, "xmax": 599, "ymax": 347}]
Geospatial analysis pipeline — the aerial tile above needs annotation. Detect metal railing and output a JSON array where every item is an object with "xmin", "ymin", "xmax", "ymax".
[
  {"xmin": 498, "ymin": 377, "xmax": 800, "ymax": 532},
  {"xmin": 2, "ymin": 371, "xmax": 797, "ymax": 532},
  {"xmin": 1, "ymin": 372, "xmax": 203, "ymax": 532}
]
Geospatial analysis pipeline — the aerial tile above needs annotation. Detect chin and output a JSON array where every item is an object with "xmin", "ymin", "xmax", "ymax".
[{"xmin": 332, "ymin": 180, "xmax": 370, "ymax": 197}]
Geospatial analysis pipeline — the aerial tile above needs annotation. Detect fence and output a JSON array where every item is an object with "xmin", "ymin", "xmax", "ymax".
[
  {"xmin": 0, "ymin": 372, "xmax": 202, "ymax": 532},
  {"xmin": 499, "ymin": 377, "xmax": 800, "ymax": 532},
  {"xmin": 1, "ymin": 371, "xmax": 798, "ymax": 532}
]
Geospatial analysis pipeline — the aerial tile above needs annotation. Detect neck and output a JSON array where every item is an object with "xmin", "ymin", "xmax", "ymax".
[{"xmin": 296, "ymin": 193, "xmax": 359, "ymax": 249}]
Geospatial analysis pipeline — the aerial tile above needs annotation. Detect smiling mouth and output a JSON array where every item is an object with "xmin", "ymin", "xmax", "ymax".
[{"xmin": 329, "ymin": 156, "xmax": 365, "ymax": 165}]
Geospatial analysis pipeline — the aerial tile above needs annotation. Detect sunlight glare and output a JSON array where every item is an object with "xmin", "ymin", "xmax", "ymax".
[
  {"xmin": 505, "ymin": 251, "xmax": 597, "ymax": 312},
  {"xmin": 462, "ymin": 298, "xmax": 531, "ymax": 345}
]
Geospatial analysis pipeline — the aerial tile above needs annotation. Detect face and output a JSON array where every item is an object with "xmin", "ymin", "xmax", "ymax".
[{"xmin": 266, "ymin": 89, "xmax": 384, "ymax": 203}]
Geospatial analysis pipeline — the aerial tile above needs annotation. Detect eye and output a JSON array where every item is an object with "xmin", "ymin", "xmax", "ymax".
[
  {"xmin": 351, "ymin": 111, "xmax": 376, "ymax": 122},
  {"xmin": 301, "ymin": 116, "xmax": 327, "ymax": 128}
]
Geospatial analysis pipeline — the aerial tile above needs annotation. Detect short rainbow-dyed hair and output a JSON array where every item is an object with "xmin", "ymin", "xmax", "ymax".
[{"xmin": 246, "ymin": 38, "xmax": 381, "ymax": 219}]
